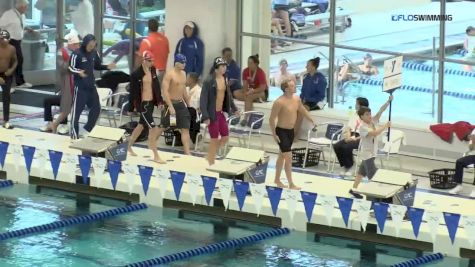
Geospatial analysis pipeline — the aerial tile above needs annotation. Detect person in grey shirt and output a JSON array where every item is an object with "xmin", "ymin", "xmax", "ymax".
[{"xmin": 349, "ymin": 106, "xmax": 391, "ymax": 199}]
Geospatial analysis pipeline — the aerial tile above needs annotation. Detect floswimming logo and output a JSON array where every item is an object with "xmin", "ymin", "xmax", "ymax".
[{"xmin": 391, "ymin": 14, "xmax": 453, "ymax": 21}]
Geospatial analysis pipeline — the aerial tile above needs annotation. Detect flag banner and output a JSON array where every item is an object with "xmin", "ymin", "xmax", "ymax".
[
  {"xmin": 408, "ymin": 207, "xmax": 425, "ymax": 238},
  {"xmin": 187, "ymin": 174, "xmax": 201, "ymax": 206},
  {"xmin": 337, "ymin": 197, "xmax": 354, "ymax": 228},
  {"xmin": 389, "ymin": 204, "xmax": 407, "ymax": 237},
  {"xmin": 78, "ymin": 155, "xmax": 92, "ymax": 185},
  {"xmin": 462, "ymin": 215, "xmax": 475, "ymax": 247},
  {"xmin": 201, "ymin": 176, "xmax": 217, "ymax": 206},
  {"xmin": 266, "ymin": 186, "xmax": 283, "ymax": 216},
  {"xmin": 301, "ymin": 191, "xmax": 318, "ymax": 223},
  {"xmin": 443, "ymin": 212, "xmax": 461, "ymax": 244},
  {"xmin": 22, "ymin": 145, "xmax": 36, "ymax": 174},
  {"xmin": 92, "ymin": 157, "xmax": 107, "ymax": 187},
  {"xmin": 218, "ymin": 178, "xmax": 233, "ymax": 210},
  {"xmin": 373, "ymin": 202, "xmax": 389, "ymax": 234},
  {"xmin": 138, "ymin": 165, "xmax": 153, "ymax": 196},
  {"xmin": 249, "ymin": 183, "xmax": 266, "ymax": 216},
  {"xmin": 107, "ymin": 160, "xmax": 122, "ymax": 190},
  {"xmin": 234, "ymin": 180, "xmax": 250, "ymax": 211},
  {"xmin": 123, "ymin": 163, "xmax": 136, "ymax": 192},
  {"xmin": 156, "ymin": 169, "xmax": 169, "ymax": 199},
  {"xmin": 48, "ymin": 150, "xmax": 63, "ymax": 180},
  {"xmin": 319, "ymin": 195, "xmax": 336, "ymax": 226},
  {"xmin": 354, "ymin": 199, "xmax": 372, "ymax": 232},
  {"xmin": 283, "ymin": 188, "xmax": 300, "ymax": 223},
  {"xmin": 0, "ymin": 141, "xmax": 8, "ymax": 169},
  {"xmin": 170, "ymin": 171, "xmax": 186, "ymax": 201},
  {"xmin": 424, "ymin": 210, "xmax": 441, "ymax": 243}
]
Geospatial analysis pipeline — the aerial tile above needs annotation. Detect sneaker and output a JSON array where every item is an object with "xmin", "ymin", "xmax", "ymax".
[
  {"xmin": 240, "ymin": 119, "xmax": 248, "ymax": 127},
  {"xmin": 16, "ymin": 82, "xmax": 32, "ymax": 88},
  {"xmin": 10, "ymin": 87, "xmax": 16, "ymax": 94},
  {"xmin": 349, "ymin": 189, "xmax": 363, "ymax": 199},
  {"xmin": 2, "ymin": 122, "xmax": 13, "ymax": 129},
  {"xmin": 449, "ymin": 184, "xmax": 463, "ymax": 195},
  {"xmin": 57, "ymin": 124, "xmax": 69, "ymax": 135},
  {"xmin": 470, "ymin": 190, "xmax": 475, "ymax": 198},
  {"xmin": 40, "ymin": 122, "xmax": 51, "ymax": 132}
]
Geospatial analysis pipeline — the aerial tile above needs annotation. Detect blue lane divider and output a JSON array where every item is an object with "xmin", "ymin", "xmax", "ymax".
[
  {"xmin": 354, "ymin": 79, "xmax": 475, "ymax": 100},
  {"xmin": 125, "ymin": 227, "xmax": 290, "ymax": 267},
  {"xmin": 391, "ymin": 252, "xmax": 444, "ymax": 267},
  {"xmin": 402, "ymin": 61, "xmax": 475, "ymax": 78},
  {"xmin": 0, "ymin": 203, "xmax": 147, "ymax": 241},
  {"xmin": 0, "ymin": 180, "xmax": 13, "ymax": 188}
]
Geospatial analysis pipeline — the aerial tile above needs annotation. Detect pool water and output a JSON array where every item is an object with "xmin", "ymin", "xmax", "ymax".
[
  {"xmin": 0, "ymin": 183, "xmax": 469, "ymax": 267},
  {"xmin": 269, "ymin": 58, "xmax": 475, "ymax": 123}
]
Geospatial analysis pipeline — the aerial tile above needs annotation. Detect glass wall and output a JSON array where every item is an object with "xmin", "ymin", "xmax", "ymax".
[
  {"xmin": 241, "ymin": 0, "xmax": 475, "ymax": 123},
  {"xmin": 102, "ymin": 0, "xmax": 166, "ymax": 73}
]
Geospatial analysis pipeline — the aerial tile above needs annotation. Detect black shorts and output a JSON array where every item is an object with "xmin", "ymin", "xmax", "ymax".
[
  {"xmin": 139, "ymin": 101, "xmax": 156, "ymax": 128},
  {"xmin": 275, "ymin": 127, "xmax": 294, "ymax": 153},
  {"xmin": 160, "ymin": 100, "xmax": 191, "ymax": 129}
]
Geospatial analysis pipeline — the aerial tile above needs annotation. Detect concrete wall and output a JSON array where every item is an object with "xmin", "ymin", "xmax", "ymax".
[{"xmin": 164, "ymin": 0, "xmax": 238, "ymax": 76}]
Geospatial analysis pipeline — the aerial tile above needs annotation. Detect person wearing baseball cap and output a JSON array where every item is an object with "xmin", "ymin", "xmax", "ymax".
[
  {"xmin": 201, "ymin": 57, "xmax": 239, "ymax": 165},
  {"xmin": 175, "ymin": 21, "xmax": 204, "ymax": 76},
  {"xmin": 0, "ymin": 29, "xmax": 18, "ymax": 129},
  {"xmin": 127, "ymin": 50, "xmax": 166, "ymax": 163},
  {"xmin": 40, "ymin": 32, "xmax": 81, "ymax": 134},
  {"xmin": 153, "ymin": 52, "xmax": 193, "ymax": 155}
]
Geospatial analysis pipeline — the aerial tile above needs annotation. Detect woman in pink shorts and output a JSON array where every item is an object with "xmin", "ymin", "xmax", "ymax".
[{"xmin": 200, "ymin": 57, "xmax": 239, "ymax": 165}]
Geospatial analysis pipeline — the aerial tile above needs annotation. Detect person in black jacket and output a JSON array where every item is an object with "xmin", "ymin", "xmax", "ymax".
[
  {"xmin": 127, "ymin": 51, "xmax": 165, "ymax": 164},
  {"xmin": 200, "ymin": 57, "xmax": 239, "ymax": 165}
]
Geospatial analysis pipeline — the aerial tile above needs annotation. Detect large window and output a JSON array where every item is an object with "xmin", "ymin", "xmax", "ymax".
[
  {"xmin": 102, "ymin": 0, "xmax": 166, "ymax": 73},
  {"xmin": 241, "ymin": 0, "xmax": 475, "ymax": 123}
]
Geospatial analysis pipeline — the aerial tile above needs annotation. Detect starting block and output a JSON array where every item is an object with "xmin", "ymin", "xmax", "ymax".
[{"xmin": 206, "ymin": 147, "xmax": 269, "ymax": 183}]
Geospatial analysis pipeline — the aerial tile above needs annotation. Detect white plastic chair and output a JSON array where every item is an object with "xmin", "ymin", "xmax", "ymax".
[
  {"xmin": 304, "ymin": 122, "xmax": 344, "ymax": 171},
  {"xmin": 376, "ymin": 129, "xmax": 406, "ymax": 169},
  {"xmin": 97, "ymin": 87, "xmax": 129, "ymax": 127},
  {"xmin": 226, "ymin": 111, "xmax": 265, "ymax": 151}
]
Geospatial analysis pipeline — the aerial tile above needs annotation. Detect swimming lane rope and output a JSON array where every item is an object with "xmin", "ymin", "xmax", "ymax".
[
  {"xmin": 125, "ymin": 227, "xmax": 291, "ymax": 267},
  {"xmin": 390, "ymin": 252, "xmax": 444, "ymax": 267},
  {"xmin": 0, "ymin": 180, "xmax": 13, "ymax": 189},
  {"xmin": 0, "ymin": 203, "xmax": 147, "ymax": 241}
]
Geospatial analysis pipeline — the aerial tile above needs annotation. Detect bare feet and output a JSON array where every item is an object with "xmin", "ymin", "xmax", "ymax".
[
  {"xmin": 152, "ymin": 157, "xmax": 166, "ymax": 164},
  {"xmin": 50, "ymin": 122, "xmax": 58, "ymax": 134},
  {"xmin": 289, "ymin": 184, "xmax": 301, "ymax": 190},
  {"xmin": 274, "ymin": 181, "xmax": 288, "ymax": 188},
  {"xmin": 128, "ymin": 148, "xmax": 137, "ymax": 157}
]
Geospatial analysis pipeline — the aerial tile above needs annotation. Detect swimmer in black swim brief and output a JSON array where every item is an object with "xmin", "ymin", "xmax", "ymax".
[{"xmin": 275, "ymin": 127, "xmax": 294, "ymax": 153}]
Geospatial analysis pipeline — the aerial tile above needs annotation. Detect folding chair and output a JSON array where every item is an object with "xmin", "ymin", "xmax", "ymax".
[
  {"xmin": 304, "ymin": 122, "xmax": 344, "ymax": 171},
  {"xmin": 226, "ymin": 111, "xmax": 265, "ymax": 151}
]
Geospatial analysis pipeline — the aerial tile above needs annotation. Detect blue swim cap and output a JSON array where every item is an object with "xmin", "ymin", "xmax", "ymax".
[{"xmin": 174, "ymin": 54, "xmax": 187, "ymax": 64}]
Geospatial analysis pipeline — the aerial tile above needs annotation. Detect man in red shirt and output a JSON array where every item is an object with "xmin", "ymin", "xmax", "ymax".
[{"xmin": 138, "ymin": 19, "xmax": 169, "ymax": 81}]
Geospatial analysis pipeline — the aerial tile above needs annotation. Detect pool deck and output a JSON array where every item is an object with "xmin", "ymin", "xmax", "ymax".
[{"xmin": 0, "ymin": 127, "xmax": 474, "ymax": 259}]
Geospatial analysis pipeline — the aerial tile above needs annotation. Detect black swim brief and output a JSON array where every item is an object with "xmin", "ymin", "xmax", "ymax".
[{"xmin": 275, "ymin": 127, "xmax": 294, "ymax": 153}]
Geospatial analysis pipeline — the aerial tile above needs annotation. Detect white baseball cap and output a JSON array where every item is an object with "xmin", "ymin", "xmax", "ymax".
[{"xmin": 65, "ymin": 33, "xmax": 80, "ymax": 45}]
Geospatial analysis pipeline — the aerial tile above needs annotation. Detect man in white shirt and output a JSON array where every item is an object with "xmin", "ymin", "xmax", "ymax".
[
  {"xmin": 450, "ymin": 129, "xmax": 475, "ymax": 197},
  {"xmin": 0, "ymin": 0, "xmax": 33, "ymax": 89},
  {"xmin": 349, "ymin": 106, "xmax": 391, "ymax": 199}
]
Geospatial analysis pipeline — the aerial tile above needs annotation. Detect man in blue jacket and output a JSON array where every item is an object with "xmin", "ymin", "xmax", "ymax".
[
  {"xmin": 69, "ymin": 34, "xmax": 116, "ymax": 139},
  {"xmin": 175, "ymin": 21, "xmax": 204, "ymax": 76}
]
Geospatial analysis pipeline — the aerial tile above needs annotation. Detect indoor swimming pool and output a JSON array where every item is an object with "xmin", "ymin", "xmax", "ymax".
[
  {"xmin": 268, "ymin": 55, "xmax": 475, "ymax": 123},
  {"xmin": 0, "ymin": 182, "xmax": 470, "ymax": 267}
]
